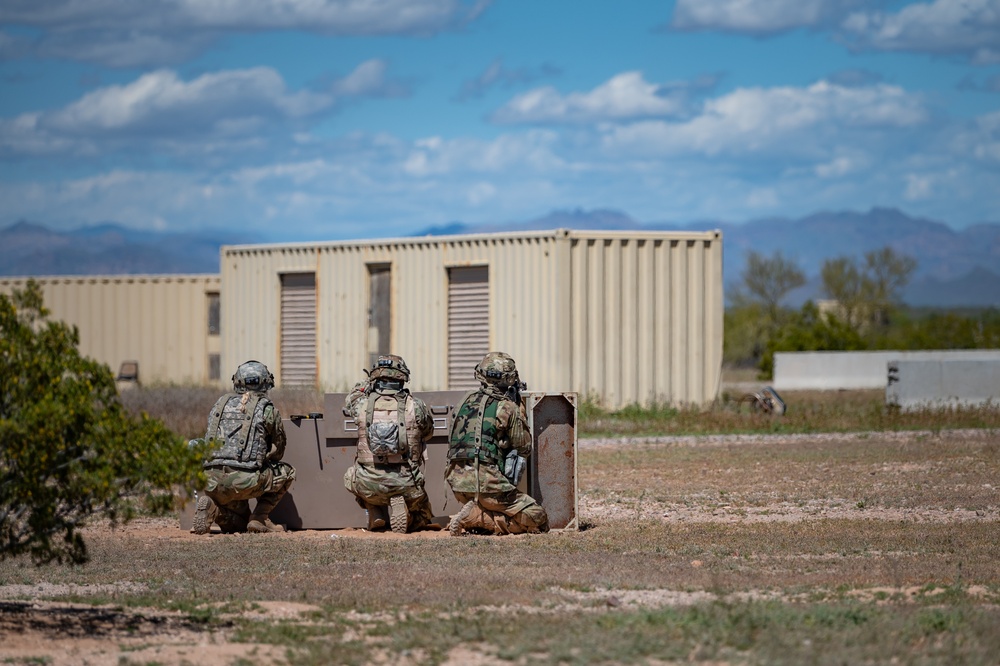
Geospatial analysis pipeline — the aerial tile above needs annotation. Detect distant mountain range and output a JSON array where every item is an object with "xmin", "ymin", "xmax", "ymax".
[
  {"xmin": 2, "ymin": 207, "xmax": 999, "ymax": 307},
  {"xmin": 420, "ymin": 207, "xmax": 1000, "ymax": 308},
  {"xmin": 0, "ymin": 221, "xmax": 255, "ymax": 277}
]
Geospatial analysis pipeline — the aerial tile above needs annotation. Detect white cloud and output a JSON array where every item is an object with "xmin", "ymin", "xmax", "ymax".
[
  {"xmin": 841, "ymin": 0, "xmax": 1000, "ymax": 62},
  {"xmin": 492, "ymin": 71, "xmax": 694, "ymax": 125},
  {"xmin": 0, "ymin": 0, "xmax": 491, "ymax": 66},
  {"xmin": 402, "ymin": 130, "xmax": 564, "ymax": 176},
  {"xmin": 952, "ymin": 110, "xmax": 1000, "ymax": 163},
  {"xmin": 0, "ymin": 67, "xmax": 335, "ymax": 158},
  {"xmin": 904, "ymin": 173, "xmax": 933, "ymax": 200},
  {"xmin": 331, "ymin": 59, "xmax": 410, "ymax": 98},
  {"xmin": 670, "ymin": 0, "xmax": 867, "ymax": 35},
  {"xmin": 603, "ymin": 81, "xmax": 927, "ymax": 158}
]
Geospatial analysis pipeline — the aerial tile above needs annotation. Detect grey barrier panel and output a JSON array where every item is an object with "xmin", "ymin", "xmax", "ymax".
[
  {"xmin": 181, "ymin": 391, "xmax": 578, "ymax": 531},
  {"xmin": 775, "ymin": 350, "xmax": 1000, "ymax": 391},
  {"xmin": 886, "ymin": 359, "xmax": 1000, "ymax": 411}
]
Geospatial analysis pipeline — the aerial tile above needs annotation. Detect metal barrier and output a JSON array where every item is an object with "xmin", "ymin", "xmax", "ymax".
[{"xmin": 180, "ymin": 391, "xmax": 578, "ymax": 531}]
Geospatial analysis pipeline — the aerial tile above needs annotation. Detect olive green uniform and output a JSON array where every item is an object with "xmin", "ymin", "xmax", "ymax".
[{"xmin": 445, "ymin": 387, "xmax": 549, "ymax": 534}]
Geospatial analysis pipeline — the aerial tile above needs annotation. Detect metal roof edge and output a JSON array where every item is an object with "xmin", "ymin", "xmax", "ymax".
[
  {"xmin": 221, "ymin": 228, "xmax": 722, "ymax": 254},
  {"xmin": 0, "ymin": 273, "xmax": 221, "ymax": 284}
]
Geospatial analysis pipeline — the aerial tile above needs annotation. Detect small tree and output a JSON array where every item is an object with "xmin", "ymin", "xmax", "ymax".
[
  {"xmin": 726, "ymin": 250, "xmax": 806, "ymax": 368},
  {"xmin": 732, "ymin": 250, "xmax": 806, "ymax": 321},
  {"xmin": 0, "ymin": 281, "xmax": 206, "ymax": 564},
  {"xmin": 820, "ymin": 246, "xmax": 916, "ymax": 332}
]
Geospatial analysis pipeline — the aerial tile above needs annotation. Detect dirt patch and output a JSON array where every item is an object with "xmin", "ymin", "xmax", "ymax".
[{"xmin": 0, "ymin": 599, "xmax": 287, "ymax": 666}]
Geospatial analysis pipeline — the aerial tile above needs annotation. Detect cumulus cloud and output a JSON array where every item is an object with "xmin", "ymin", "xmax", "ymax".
[
  {"xmin": 455, "ymin": 58, "xmax": 561, "ymax": 101},
  {"xmin": 0, "ymin": 67, "xmax": 337, "ymax": 160},
  {"xmin": 0, "ymin": 0, "xmax": 492, "ymax": 66},
  {"xmin": 491, "ymin": 71, "xmax": 712, "ymax": 125},
  {"xmin": 402, "ymin": 130, "xmax": 564, "ymax": 175},
  {"xmin": 669, "ymin": 0, "xmax": 868, "ymax": 35},
  {"xmin": 841, "ymin": 0, "xmax": 1000, "ymax": 63},
  {"xmin": 602, "ymin": 80, "xmax": 928, "ymax": 158}
]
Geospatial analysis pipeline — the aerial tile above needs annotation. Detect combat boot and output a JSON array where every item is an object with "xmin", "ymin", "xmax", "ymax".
[
  {"xmin": 247, "ymin": 514, "xmax": 286, "ymax": 533},
  {"xmin": 388, "ymin": 495, "xmax": 409, "ymax": 534},
  {"xmin": 448, "ymin": 500, "xmax": 477, "ymax": 536},
  {"xmin": 191, "ymin": 495, "xmax": 218, "ymax": 535},
  {"xmin": 366, "ymin": 504, "xmax": 387, "ymax": 530}
]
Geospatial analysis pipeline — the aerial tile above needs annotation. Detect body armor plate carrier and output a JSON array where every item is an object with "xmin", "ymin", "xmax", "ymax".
[
  {"xmin": 357, "ymin": 390, "xmax": 411, "ymax": 464},
  {"xmin": 204, "ymin": 392, "xmax": 270, "ymax": 471},
  {"xmin": 447, "ymin": 390, "xmax": 503, "ymax": 467}
]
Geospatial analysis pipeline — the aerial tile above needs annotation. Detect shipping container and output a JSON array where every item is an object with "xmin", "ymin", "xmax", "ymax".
[
  {"xmin": 0, "ymin": 274, "xmax": 221, "ymax": 386},
  {"xmin": 221, "ymin": 229, "xmax": 723, "ymax": 408}
]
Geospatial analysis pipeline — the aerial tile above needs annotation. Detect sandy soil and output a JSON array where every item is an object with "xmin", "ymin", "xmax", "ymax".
[{"xmin": 1, "ymin": 429, "xmax": 996, "ymax": 666}]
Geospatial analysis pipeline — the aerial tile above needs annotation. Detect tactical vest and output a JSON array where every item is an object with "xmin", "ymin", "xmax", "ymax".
[
  {"xmin": 204, "ymin": 392, "xmax": 270, "ymax": 471},
  {"xmin": 355, "ymin": 389, "xmax": 420, "ymax": 465},
  {"xmin": 447, "ymin": 389, "xmax": 503, "ymax": 466}
]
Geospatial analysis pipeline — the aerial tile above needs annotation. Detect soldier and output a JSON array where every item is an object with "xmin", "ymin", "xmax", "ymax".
[
  {"xmin": 191, "ymin": 360, "xmax": 296, "ymax": 534},
  {"xmin": 446, "ymin": 352, "xmax": 549, "ymax": 536},
  {"xmin": 343, "ymin": 354, "xmax": 439, "ymax": 533}
]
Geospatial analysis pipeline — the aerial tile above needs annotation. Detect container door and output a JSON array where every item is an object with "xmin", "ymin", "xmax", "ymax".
[
  {"xmin": 280, "ymin": 272, "xmax": 317, "ymax": 387},
  {"xmin": 447, "ymin": 266, "xmax": 489, "ymax": 389}
]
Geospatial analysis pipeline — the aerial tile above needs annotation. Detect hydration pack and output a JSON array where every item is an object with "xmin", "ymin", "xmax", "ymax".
[{"xmin": 363, "ymin": 391, "xmax": 409, "ymax": 464}]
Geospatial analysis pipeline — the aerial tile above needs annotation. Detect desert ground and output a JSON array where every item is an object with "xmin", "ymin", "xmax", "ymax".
[{"xmin": 1, "ymin": 428, "xmax": 998, "ymax": 665}]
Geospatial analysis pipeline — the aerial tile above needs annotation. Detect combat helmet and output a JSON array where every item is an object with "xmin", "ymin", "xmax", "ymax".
[
  {"xmin": 369, "ymin": 354, "xmax": 410, "ymax": 383},
  {"xmin": 474, "ymin": 351, "xmax": 519, "ymax": 388},
  {"xmin": 232, "ymin": 360, "xmax": 274, "ymax": 393}
]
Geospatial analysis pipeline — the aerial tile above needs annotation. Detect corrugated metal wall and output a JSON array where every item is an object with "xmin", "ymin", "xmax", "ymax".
[
  {"xmin": 221, "ymin": 229, "xmax": 723, "ymax": 407},
  {"xmin": 0, "ymin": 274, "xmax": 221, "ymax": 385}
]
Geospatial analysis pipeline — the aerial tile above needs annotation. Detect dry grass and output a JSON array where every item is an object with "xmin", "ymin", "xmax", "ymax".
[
  {"xmin": 1, "ymin": 427, "xmax": 999, "ymax": 664},
  {"xmin": 119, "ymin": 386, "xmax": 325, "ymax": 440},
  {"xmin": 580, "ymin": 389, "xmax": 1000, "ymax": 437}
]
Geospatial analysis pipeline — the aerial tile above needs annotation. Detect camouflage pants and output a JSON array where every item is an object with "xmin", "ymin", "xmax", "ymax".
[
  {"xmin": 205, "ymin": 461, "xmax": 295, "ymax": 531},
  {"xmin": 445, "ymin": 461, "xmax": 549, "ymax": 534},
  {"xmin": 343, "ymin": 462, "xmax": 435, "ymax": 531},
  {"xmin": 451, "ymin": 490, "xmax": 549, "ymax": 534}
]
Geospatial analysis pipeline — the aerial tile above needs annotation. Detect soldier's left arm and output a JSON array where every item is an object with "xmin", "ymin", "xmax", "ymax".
[
  {"xmin": 413, "ymin": 397, "xmax": 435, "ymax": 442},
  {"xmin": 265, "ymin": 403, "xmax": 287, "ymax": 461},
  {"xmin": 501, "ymin": 400, "xmax": 532, "ymax": 458}
]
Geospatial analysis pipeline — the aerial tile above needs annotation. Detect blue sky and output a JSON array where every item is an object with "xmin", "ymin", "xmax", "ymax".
[{"xmin": 1, "ymin": 0, "xmax": 999, "ymax": 241}]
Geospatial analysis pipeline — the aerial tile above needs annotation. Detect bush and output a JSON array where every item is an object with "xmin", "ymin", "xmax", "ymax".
[
  {"xmin": 759, "ymin": 302, "xmax": 867, "ymax": 377},
  {"xmin": 0, "ymin": 281, "xmax": 207, "ymax": 564}
]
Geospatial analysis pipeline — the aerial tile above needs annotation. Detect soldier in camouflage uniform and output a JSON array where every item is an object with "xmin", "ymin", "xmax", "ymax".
[
  {"xmin": 343, "ymin": 355, "xmax": 439, "ymax": 533},
  {"xmin": 191, "ymin": 360, "xmax": 296, "ymax": 534},
  {"xmin": 446, "ymin": 352, "xmax": 549, "ymax": 536}
]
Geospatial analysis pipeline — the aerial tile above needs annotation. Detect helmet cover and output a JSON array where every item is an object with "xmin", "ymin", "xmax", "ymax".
[
  {"xmin": 369, "ymin": 354, "xmax": 410, "ymax": 382},
  {"xmin": 232, "ymin": 360, "xmax": 274, "ymax": 393},
  {"xmin": 474, "ymin": 351, "xmax": 519, "ymax": 388}
]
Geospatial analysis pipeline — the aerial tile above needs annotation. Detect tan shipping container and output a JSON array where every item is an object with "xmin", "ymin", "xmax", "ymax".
[
  {"xmin": 0, "ymin": 274, "xmax": 221, "ymax": 386},
  {"xmin": 221, "ymin": 229, "xmax": 723, "ymax": 408}
]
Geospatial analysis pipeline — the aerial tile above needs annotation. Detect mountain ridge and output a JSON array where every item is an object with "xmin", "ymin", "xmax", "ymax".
[{"xmin": 2, "ymin": 208, "xmax": 998, "ymax": 306}]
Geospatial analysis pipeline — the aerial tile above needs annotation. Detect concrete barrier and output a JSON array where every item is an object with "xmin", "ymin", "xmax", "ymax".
[
  {"xmin": 886, "ymin": 360, "xmax": 1000, "ymax": 410},
  {"xmin": 773, "ymin": 350, "xmax": 1000, "ymax": 391}
]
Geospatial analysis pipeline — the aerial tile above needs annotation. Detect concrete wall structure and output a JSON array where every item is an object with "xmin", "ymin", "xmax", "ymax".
[
  {"xmin": 886, "ymin": 359, "xmax": 1000, "ymax": 410},
  {"xmin": 0, "ymin": 274, "xmax": 221, "ymax": 385},
  {"xmin": 221, "ymin": 229, "xmax": 724, "ymax": 408},
  {"xmin": 774, "ymin": 350, "xmax": 1000, "ymax": 391}
]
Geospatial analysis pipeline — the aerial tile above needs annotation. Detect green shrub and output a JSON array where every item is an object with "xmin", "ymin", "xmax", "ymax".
[{"xmin": 0, "ymin": 280, "xmax": 208, "ymax": 565}]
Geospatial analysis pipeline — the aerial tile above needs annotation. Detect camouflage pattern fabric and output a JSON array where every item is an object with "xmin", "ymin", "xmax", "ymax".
[
  {"xmin": 343, "ymin": 381, "xmax": 436, "ymax": 531},
  {"xmin": 445, "ymin": 388, "xmax": 549, "ymax": 534},
  {"xmin": 201, "ymin": 393, "xmax": 295, "ymax": 530},
  {"xmin": 205, "ymin": 461, "xmax": 296, "ymax": 528},
  {"xmin": 342, "ymin": 462, "xmax": 435, "ymax": 530}
]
